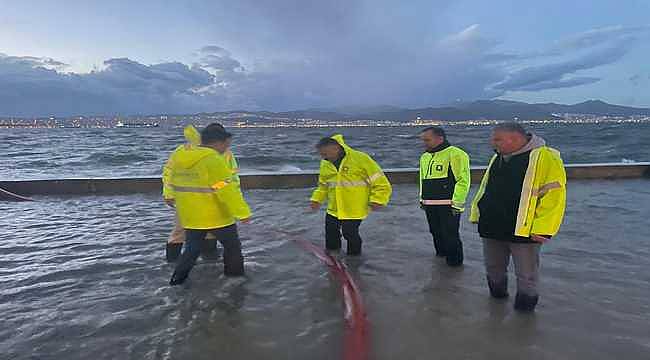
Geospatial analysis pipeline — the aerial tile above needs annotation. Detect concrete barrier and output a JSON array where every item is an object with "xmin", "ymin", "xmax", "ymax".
[{"xmin": 1, "ymin": 162, "xmax": 648, "ymax": 196}]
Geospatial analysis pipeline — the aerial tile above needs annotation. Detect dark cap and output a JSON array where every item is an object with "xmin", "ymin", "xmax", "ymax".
[{"xmin": 201, "ymin": 123, "xmax": 232, "ymax": 144}]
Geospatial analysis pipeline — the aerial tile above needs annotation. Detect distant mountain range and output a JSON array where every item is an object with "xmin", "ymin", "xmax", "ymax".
[{"xmin": 200, "ymin": 99, "xmax": 650, "ymax": 122}]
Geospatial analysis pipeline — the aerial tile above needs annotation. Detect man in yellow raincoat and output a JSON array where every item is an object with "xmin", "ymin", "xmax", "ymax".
[
  {"xmin": 163, "ymin": 125, "xmax": 241, "ymax": 262},
  {"xmin": 310, "ymin": 135, "xmax": 392, "ymax": 255},
  {"xmin": 470, "ymin": 122, "xmax": 566, "ymax": 312},
  {"xmin": 164, "ymin": 123, "xmax": 251, "ymax": 285}
]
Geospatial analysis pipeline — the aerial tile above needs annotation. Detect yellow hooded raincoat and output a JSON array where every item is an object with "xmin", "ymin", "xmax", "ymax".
[
  {"xmin": 310, "ymin": 134, "xmax": 392, "ymax": 220},
  {"xmin": 162, "ymin": 126, "xmax": 250, "ymax": 229}
]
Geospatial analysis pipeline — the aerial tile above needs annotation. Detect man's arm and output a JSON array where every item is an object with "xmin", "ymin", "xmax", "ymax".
[
  {"xmin": 530, "ymin": 150, "xmax": 567, "ymax": 239},
  {"xmin": 206, "ymin": 156, "xmax": 252, "ymax": 221},
  {"xmin": 450, "ymin": 149, "xmax": 471, "ymax": 211},
  {"xmin": 309, "ymin": 161, "xmax": 329, "ymax": 210},
  {"xmin": 418, "ymin": 154, "xmax": 424, "ymax": 199},
  {"xmin": 225, "ymin": 150, "xmax": 241, "ymax": 187},
  {"xmin": 162, "ymin": 152, "xmax": 176, "ymax": 206},
  {"xmin": 363, "ymin": 155, "xmax": 392, "ymax": 207}
]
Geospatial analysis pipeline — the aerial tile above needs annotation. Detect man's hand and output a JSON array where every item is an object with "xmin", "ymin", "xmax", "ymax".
[
  {"xmin": 240, "ymin": 217, "xmax": 251, "ymax": 224},
  {"xmin": 164, "ymin": 198, "xmax": 175, "ymax": 208},
  {"xmin": 370, "ymin": 202, "xmax": 384, "ymax": 211},
  {"xmin": 309, "ymin": 201, "xmax": 321, "ymax": 212},
  {"xmin": 530, "ymin": 234, "xmax": 549, "ymax": 244}
]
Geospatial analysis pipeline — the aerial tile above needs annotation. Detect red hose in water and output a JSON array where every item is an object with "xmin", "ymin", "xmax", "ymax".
[{"xmin": 292, "ymin": 237, "xmax": 370, "ymax": 360}]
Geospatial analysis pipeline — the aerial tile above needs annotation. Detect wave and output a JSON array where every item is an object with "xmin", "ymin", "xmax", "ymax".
[
  {"xmin": 278, "ymin": 164, "xmax": 303, "ymax": 172},
  {"xmin": 238, "ymin": 155, "xmax": 314, "ymax": 166},
  {"xmin": 84, "ymin": 152, "xmax": 158, "ymax": 166}
]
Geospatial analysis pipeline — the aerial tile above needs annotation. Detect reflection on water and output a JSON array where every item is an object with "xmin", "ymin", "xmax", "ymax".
[{"xmin": 1, "ymin": 181, "xmax": 649, "ymax": 359}]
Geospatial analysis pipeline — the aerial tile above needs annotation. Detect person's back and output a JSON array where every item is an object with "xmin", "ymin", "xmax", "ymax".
[
  {"xmin": 169, "ymin": 145, "xmax": 246, "ymax": 229},
  {"xmin": 166, "ymin": 123, "xmax": 251, "ymax": 285},
  {"xmin": 163, "ymin": 125, "xmax": 245, "ymax": 262}
]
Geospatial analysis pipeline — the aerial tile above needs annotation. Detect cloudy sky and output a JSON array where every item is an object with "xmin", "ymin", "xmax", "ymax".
[{"xmin": 1, "ymin": 0, "xmax": 649, "ymax": 117}]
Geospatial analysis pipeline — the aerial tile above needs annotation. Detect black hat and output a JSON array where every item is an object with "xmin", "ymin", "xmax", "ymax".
[{"xmin": 201, "ymin": 123, "xmax": 232, "ymax": 143}]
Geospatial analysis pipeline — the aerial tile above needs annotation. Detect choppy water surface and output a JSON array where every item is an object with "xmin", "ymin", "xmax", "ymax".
[
  {"xmin": 1, "ymin": 181, "xmax": 649, "ymax": 359},
  {"xmin": 2, "ymin": 122, "xmax": 650, "ymax": 180}
]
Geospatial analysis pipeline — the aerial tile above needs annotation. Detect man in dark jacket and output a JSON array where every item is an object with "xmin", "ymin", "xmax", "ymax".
[{"xmin": 470, "ymin": 123, "xmax": 566, "ymax": 312}]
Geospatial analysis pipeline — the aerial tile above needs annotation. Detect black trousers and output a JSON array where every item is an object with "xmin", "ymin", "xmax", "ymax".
[
  {"xmin": 325, "ymin": 214, "xmax": 363, "ymax": 255},
  {"xmin": 172, "ymin": 224, "xmax": 244, "ymax": 283},
  {"xmin": 424, "ymin": 205, "xmax": 463, "ymax": 266}
]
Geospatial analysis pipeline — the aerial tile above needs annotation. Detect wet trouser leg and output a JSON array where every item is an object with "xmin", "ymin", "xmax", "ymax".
[
  {"xmin": 341, "ymin": 219, "xmax": 363, "ymax": 256},
  {"xmin": 482, "ymin": 238, "xmax": 511, "ymax": 298},
  {"xmin": 166, "ymin": 217, "xmax": 185, "ymax": 262},
  {"xmin": 325, "ymin": 214, "xmax": 342, "ymax": 251},
  {"xmin": 438, "ymin": 206, "xmax": 463, "ymax": 266},
  {"xmin": 166, "ymin": 217, "xmax": 220, "ymax": 262},
  {"xmin": 483, "ymin": 238, "xmax": 541, "ymax": 308},
  {"xmin": 171, "ymin": 229, "xmax": 206, "ymax": 285},
  {"xmin": 200, "ymin": 233, "xmax": 221, "ymax": 261},
  {"xmin": 510, "ymin": 242, "xmax": 541, "ymax": 311},
  {"xmin": 215, "ymin": 224, "xmax": 245, "ymax": 276},
  {"xmin": 168, "ymin": 217, "xmax": 186, "ymax": 244},
  {"xmin": 424, "ymin": 206, "xmax": 444, "ymax": 256}
]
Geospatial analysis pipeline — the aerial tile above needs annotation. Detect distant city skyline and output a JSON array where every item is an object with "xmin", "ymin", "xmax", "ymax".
[{"xmin": 1, "ymin": 0, "xmax": 649, "ymax": 117}]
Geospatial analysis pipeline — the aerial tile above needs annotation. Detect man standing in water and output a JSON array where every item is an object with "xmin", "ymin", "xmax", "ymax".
[
  {"xmin": 165, "ymin": 123, "xmax": 251, "ymax": 285},
  {"xmin": 470, "ymin": 123, "xmax": 566, "ymax": 312},
  {"xmin": 310, "ymin": 135, "xmax": 392, "ymax": 255},
  {"xmin": 163, "ymin": 124, "xmax": 241, "ymax": 262},
  {"xmin": 418, "ymin": 126, "xmax": 470, "ymax": 266}
]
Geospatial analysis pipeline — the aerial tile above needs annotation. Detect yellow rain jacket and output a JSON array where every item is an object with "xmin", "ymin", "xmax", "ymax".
[
  {"xmin": 163, "ymin": 125, "xmax": 201, "ymax": 200},
  {"xmin": 162, "ymin": 126, "xmax": 251, "ymax": 229},
  {"xmin": 469, "ymin": 146, "xmax": 566, "ymax": 237},
  {"xmin": 224, "ymin": 149, "xmax": 241, "ymax": 187},
  {"xmin": 163, "ymin": 126, "xmax": 240, "ymax": 199},
  {"xmin": 310, "ymin": 134, "xmax": 392, "ymax": 220}
]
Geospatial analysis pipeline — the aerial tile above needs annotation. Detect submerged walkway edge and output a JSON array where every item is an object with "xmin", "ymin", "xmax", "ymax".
[{"xmin": 1, "ymin": 162, "xmax": 649, "ymax": 196}]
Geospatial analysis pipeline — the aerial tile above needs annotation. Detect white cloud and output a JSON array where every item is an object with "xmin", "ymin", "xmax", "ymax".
[{"xmin": 1, "ymin": 20, "xmax": 648, "ymax": 116}]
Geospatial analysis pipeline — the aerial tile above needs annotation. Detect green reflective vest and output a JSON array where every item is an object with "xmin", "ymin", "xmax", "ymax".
[{"xmin": 419, "ymin": 144, "xmax": 471, "ymax": 211}]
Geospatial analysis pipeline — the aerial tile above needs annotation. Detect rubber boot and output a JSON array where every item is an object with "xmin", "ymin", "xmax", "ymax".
[
  {"xmin": 200, "ymin": 238, "xmax": 221, "ymax": 261},
  {"xmin": 169, "ymin": 271, "xmax": 187, "ymax": 286},
  {"xmin": 487, "ymin": 278, "xmax": 509, "ymax": 299},
  {"xmin": 166, "ymin": 243, "xmax": 183, "ymax": 263},
  {"xmin": 514, "ymin": 293, "xmax": 539, "ymax": 312}
]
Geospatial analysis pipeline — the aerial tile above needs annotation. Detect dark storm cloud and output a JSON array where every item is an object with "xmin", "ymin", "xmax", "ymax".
[
  {"xmin": 493, "ymin": 40, "xmax": 633, "ymax": 92},
  {"xmin": 1, "ymin": 1, "xmax": 648, "ymax": 117}
]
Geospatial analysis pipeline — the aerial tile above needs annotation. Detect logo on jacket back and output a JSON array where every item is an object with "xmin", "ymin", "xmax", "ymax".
[{"xmin": 435, "ymin": 165, "xmax": 443, "ymax": 171}]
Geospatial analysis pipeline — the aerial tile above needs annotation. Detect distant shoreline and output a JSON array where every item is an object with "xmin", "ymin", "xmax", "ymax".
[{"xmin": 2, "ymin": 117, "xmax": 650, "ymax": 129}]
